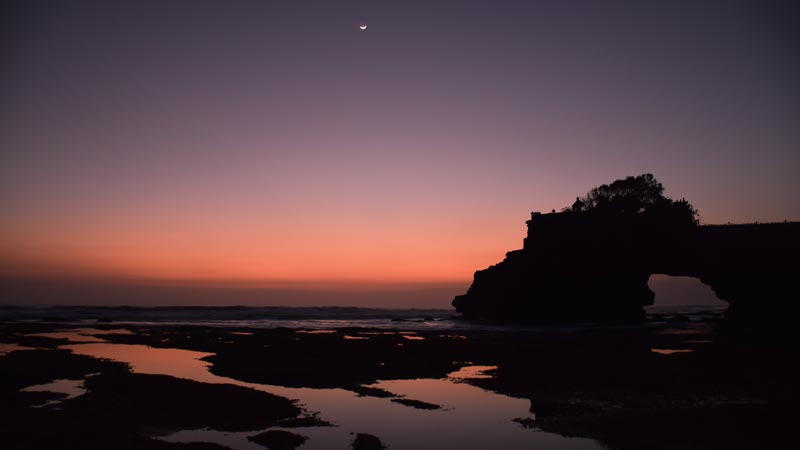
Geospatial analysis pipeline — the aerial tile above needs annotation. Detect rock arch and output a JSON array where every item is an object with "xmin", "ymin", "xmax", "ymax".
[{"xmin": 453, "ymin": 212, "xmax": 799, "ymax": 323}]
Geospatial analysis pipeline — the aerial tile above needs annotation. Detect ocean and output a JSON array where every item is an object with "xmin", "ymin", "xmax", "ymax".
[{"xmin": 0, "ymin": 304, "xmax": 725, "ymax": 331}]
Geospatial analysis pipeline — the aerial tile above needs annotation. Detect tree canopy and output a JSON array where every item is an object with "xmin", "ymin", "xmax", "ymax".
[{"xmin": 573, "ymin": 174, "xmax": 699, "ymax": 225}]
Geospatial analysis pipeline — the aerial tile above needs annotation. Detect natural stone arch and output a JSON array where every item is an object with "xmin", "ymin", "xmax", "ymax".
[{"xmin": 454, "ymin": 212, "xmax": 799, "ymax": 323}]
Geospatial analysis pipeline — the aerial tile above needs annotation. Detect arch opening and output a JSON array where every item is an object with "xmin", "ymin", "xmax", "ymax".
[{"xmin": 646, "ymin": 274, "xmax": 726, "ymax": 311}]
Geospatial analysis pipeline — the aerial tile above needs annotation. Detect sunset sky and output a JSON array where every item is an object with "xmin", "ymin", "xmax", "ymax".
[{"xmin": 1, "ymin": 1, "xmax": 798, "ymax": 305}]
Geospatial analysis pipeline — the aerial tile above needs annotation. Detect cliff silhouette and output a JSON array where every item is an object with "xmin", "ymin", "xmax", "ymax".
[{"xmin": 453, "ymin": 175, "xmax": 799, "ymax": 323}]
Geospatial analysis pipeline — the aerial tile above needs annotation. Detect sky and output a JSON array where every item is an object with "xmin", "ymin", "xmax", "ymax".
[{"xmin": 1, "ymin": 1, "xmax": 798, "ymax": 306}]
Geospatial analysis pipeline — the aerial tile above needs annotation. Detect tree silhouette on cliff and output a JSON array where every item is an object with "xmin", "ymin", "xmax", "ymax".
[{"xmin": 576, "ymin": 174, "xmax": 699, "ymax": 226}]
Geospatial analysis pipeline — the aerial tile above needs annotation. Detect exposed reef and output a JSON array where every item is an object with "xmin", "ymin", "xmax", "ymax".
[
  {"xmin": 0, "ymin": 347, "xmax": 303, "ymax": 450},
  {"xmin": 454, "ymin": 178, "xmax": 799, "ymax": 323},
  {"xmin": 4, "ymin": 315, "xmax": 797, "ymax": 450},
  {"xmin": 351, "ymin": 433, "xmax": 386, "ymax": 450},
  {"xmin": 248, "ymin": 430, "xmax": 308, "ymax": 450}
]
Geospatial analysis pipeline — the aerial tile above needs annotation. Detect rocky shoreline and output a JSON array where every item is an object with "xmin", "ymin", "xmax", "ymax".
[{"xmin": 2, "ymin": 310, "xmax": 796, "ymax": 449}]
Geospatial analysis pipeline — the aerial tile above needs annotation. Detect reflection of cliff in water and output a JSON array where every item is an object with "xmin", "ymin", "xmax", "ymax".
[
  {"xmin": 59, "ymin": 329, "xmax": 601, "ymax": 450},
  {"xmin": 455, "ymin": 210, "xmax": 799, "ymax": 324}
]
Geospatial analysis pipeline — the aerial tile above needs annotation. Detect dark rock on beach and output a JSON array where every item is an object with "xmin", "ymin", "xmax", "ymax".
[
  {"xmin": 248, "ymin": 430, "xmax": 308, "ymax": 450},
  {"xmin": 3, "ymin": 313, "xmax": 798, "ymax": 450},
  {"xmin": 352, "ymin": 433, "xmax": 386, "ymax": 450},
  {"xmin": 277, "ymin": 414, "xmax": 335, "ymax": 428},
  {"xmin": 390, "ymin": 398, "xmax": 441, "ymax": 410},
  {"xmin": 0, "ymin": 349, "xmax": 123, "ymax": 391},
  {"xmin": 200, "ymin": 329, "xmax": 462, "ymax": 392},
  {"xmin": 0, "ymin": 346, "xmax": 303, "ymax": 450},
  {"xmin": 75, "ymin": 371, "xmax": 301, "ymax": 432}
]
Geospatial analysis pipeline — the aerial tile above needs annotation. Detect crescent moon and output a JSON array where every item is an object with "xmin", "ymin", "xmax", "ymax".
[{"xmin": 359, "ymin": 24, "xmax": 367, "ymax": 30}]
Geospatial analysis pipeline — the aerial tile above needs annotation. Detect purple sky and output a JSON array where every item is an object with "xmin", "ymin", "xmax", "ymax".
[{"xmin": 1, "ymin": 0, "xmax": 798, "ymax": 306}]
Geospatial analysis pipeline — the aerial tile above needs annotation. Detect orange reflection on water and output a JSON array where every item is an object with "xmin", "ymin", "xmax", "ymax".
[
  {"xmin": 650, "ymin": 348, "xmax": 694, "ymax": 355},
  {"xmin": 0, "ymin": 343, "xmax": 38, "ymax": 355},
  {"xmin": 21, "ymin": 378, "xmax": 87, "ymax": 407},
  {"xmin": 64, "ymin": 343, "xmax": 217, "ymax": 383},
  {"xmin": 447, "ymin": 365, "xmax": 497, "ymax": 380},
  {"xmin": 343, "ymin": 335, "xmax": 369, "ymax": 340},
  {"xmin": 29, "ymin": 328, "xmax": 134, "ymax": 343},
  {"xmin": 29, "ymin": 332, "xmax": 107, "ymax": 343},
  {"xmin": 60, "ymin": 339, "xmax": 601, "ymax": 450}
]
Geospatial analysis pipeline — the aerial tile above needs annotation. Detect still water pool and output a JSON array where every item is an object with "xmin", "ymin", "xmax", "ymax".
[{"xmin": 51, "ymin": 329, "xmax": 602, "ymax": 450}]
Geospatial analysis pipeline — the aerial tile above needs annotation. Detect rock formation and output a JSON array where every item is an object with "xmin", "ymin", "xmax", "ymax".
[{"xmin": 454, "ymin": 196, "xmax": 799, "ymax": 324}]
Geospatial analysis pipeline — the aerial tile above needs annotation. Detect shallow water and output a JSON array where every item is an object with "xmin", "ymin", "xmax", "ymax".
[
  {"xmin": 651, "ymin": 348, "xmax": 694, "ymax": 355},
  {"xmin": 29, "ymin": 327, "xmax": 133, "ymax": 343},
  {"xmin": 20, "ymin": 379, "xmax": 87, "ymax": 407},
  {"xmin": 57, "ymin": 329, "xmax": 602, "ymax": 450},
  {"xmin": 0, "ymin": 342, "xmax": 38, "ymax": 355},
  {"xmin": 448, "ymin": 365, "xmax": 497, "ymax": 380}
]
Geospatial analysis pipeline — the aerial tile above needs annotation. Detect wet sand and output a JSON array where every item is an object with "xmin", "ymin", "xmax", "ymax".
[{"xmin": 1, "ymin": 312, "xmax": 797, "ymax": 449}]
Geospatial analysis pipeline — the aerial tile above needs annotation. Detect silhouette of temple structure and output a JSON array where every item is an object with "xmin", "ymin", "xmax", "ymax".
[{"xmin": 454, "ymin": 210, "xmax": 799, "ymax": 323}]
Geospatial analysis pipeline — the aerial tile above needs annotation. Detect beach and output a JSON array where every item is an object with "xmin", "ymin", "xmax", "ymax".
[{"xmin": 2, "ymin": 306, "xmax": 795, "ymax": 450}]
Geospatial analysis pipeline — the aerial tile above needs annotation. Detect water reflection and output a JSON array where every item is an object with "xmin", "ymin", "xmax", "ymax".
[
  {"xmin": 440, "ymin": 334, "xmax": 468, "ymax": 340},
  {"xmin": 651, "ymin": 348, "xmax": 694, "ymax": 355},
  {"xmin": 65, "ymin": 343, "xmax": 217, "ymax": 382},
  {"xmin": 0, "ymin": 343, "xmax": 38, "ymax": 355},
  {"xmin": 29, "ymin": 328, "xmax": 133, "ymax": 343},
  {"xmin": 61, "ymin": 335, "xmax": 602, "ymax": 450},
  {"xmin": 21, "ymin": 378, "xmax": 87, "ymax": 407},
  {"xmin": 343, "ymin": 335, "xmax": 369, "ymax": 340},
  {"xmin": 401, "ymin": 335, "xmax": 425, "ymax": 341},
  {"xmin": 362, "ymin": 378, "xmax": 572, "ymax": 450},
  {"xmin": 447, "ymin": 365, "xmax": 497, "ymax": 380},
  {"xmin": 161, "ymin": 429, "xmax": 276, "ymax": 450}
]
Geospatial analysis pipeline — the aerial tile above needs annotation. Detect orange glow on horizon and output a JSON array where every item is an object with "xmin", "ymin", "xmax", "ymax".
[
  {"xmin": 3, "ymin": 0, "xmax": 799, "ymax": 301},
  {"xmin": 0, "ymin": 206, "xmax": 527, "ymax": 284}
]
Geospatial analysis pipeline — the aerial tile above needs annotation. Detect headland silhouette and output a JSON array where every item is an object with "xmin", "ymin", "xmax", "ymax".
[{"xmin": 454, "ymin": 174, "xmax": 799, "ymax": 323}]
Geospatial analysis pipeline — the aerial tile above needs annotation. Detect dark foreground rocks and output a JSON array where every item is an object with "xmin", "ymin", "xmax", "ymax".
[
  {"xmin": 3, "ymin": 317, "xmax": 799, "ymax": 450},
  {"xmin": 352, "ymin": 433, "xmax": 386, "ymax": 450},
  {"xmin": 0, "ymin": 346, "xmax": 303, "ymax": 450},
  {"xmin": 248, "ymin": 430, "xmax": 308, "ymax": 450}
]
